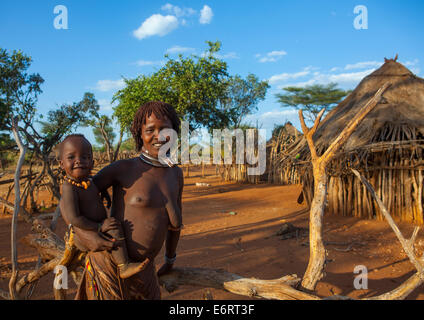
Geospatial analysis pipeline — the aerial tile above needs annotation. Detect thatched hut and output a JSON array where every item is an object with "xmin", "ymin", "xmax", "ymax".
[
  {"xmin": 267, "ymin": 122, "xmax": 302, "ymax": 184},
  {"xmin": 280, "ymin": 59, "xmax": 424, "ymax": 224}
]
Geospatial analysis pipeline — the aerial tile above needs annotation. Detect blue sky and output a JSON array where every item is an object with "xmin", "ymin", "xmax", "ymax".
[{"xmin": 1, "ymin": 0, "xmax": 423, "ymax": 144}]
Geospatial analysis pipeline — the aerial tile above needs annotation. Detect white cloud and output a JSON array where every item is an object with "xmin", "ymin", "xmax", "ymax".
[
  {"xmin": 135, "ymin": 60, "xmax": 155, "ymax": 66},
  {"xmin": 276, "ymin": 68, "xmax": 376, "ymax": 89},
  {"xmin": 166, "ymin": 45, "xmax": 195, "ymax": 54},
  {"xmin": 326, "ymin": 69, "xmax": 375, "ymax": 83},
  {"xmin": 244, "ymin": 109, "xmax": 299, "ymax": 137},
  {"xmin": 268, "ymin": 68, "xmax": 310, "ymax": 84},
  {"xmin": 161, "ymin": 3, "xmax": 196, "ymax": 17},
  {"xmin": 259, "ymin": 109, "xmax": 298, "ymax": 119},
  {"xmin": 98, "ymin": 99, "xmax": 114, "ymax": 112},
  {"xmin": 201, "ymin": 51, "xmax": 239, "ymax": 60},
  {"xmin": 256, "ymin": 50, "xmax": 287, "ymax": 63},
  {"xmin": 95, "ymin": 79, "xmax": 125, "ymax": 92},
  {"xmin": 199, "ymin": 5, "xmax": 213, "ymax": 24},
  {"xmin": 404, "ymin": 59, "xmax": 419, "ymax": 67},
  {"xmin": 344, "ymin": 61, "xmax": 383, "ymax": 70},
  {"xmin": 134, "ymin": 59, "xmax": 164, "ymax": 67},
  {"xmin": 133, "ymin": 14, "xmax": 179, "ymax": 40},
  {"xmin": 215, "ymin": 52, "xmax": 239, "ymax": 59}
]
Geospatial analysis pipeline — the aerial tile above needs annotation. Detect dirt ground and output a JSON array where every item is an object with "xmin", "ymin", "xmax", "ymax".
[{"xmin": 0, "ymin": 165, "xmax": 424, "ymax": 300}]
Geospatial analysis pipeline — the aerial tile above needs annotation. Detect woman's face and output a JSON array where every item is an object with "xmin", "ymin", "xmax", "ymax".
[{"xmin": 141, "ymin": 113, "xmax": 173, "ymax": 158}]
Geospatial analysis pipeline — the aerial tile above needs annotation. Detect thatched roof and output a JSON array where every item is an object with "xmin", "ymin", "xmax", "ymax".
[{"xmin": 284, "ymin": 59, "xmax": 424, "ymax": 162}]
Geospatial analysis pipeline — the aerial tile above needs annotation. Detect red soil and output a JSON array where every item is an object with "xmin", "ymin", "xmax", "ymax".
[{"xmin": 1, "ymin": 166, "xmax": 423, "ymax": 300}]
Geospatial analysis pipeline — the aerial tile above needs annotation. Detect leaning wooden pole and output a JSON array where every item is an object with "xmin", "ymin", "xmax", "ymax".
[
  {"xmin": 300, "ymin": 83, "xmax": 392, "ymax": 290},
  {"xmin": 9, "ymin": 118, "xmax": 27, "ymax": 300},
  {"xmin": 352, "ymin": 169, "xmax": 424, "ymax": 300}
]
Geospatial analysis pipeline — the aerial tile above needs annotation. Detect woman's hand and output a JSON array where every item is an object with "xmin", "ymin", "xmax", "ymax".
[
  {"xmin": 90, "ymin": 234, "xmax": 116, "ymax": 252},
  {"xmin": 99, "ymin": 217, "xmax": 119, "ymax": 233},
  {"xmin": 74, "ymin": 228, "xmax": 116, "ymax": 252}
]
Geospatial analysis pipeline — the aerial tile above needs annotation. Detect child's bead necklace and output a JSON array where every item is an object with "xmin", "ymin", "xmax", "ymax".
[{"xmin": 64, "ymin": 176, "xmax": 91, "ymax": 189}]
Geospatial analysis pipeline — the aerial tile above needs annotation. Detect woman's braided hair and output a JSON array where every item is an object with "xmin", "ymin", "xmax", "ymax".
[{"xmin": 130, "ymin": 101, "xmax": 181, "ymax": 151}]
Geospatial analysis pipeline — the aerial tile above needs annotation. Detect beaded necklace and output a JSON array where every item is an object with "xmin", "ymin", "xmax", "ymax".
[{"xmin": 63, "ymin": 176, "xmax": 92, "ymax": 189}]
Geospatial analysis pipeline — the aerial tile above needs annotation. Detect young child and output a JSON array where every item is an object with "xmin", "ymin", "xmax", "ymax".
[{"xmin": 58, "ymin": 133, "xmax": 149, "ymax": 279}]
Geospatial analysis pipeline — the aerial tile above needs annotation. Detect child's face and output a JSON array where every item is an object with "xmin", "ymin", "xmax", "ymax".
[
  {"xmin": 141, "ymin": 113, "xmax": 173, "ymax": 158},
  {"xmin": 59, "ymin": 137, "xmax": 94, "ymax": 181}
]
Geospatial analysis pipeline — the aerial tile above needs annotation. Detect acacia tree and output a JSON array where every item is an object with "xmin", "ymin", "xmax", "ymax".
[{"xmin": 276, "ymin": 83, "xmax": 351, "ymax": 124}]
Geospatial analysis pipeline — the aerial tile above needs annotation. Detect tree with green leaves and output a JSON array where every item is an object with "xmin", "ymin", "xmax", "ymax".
[
  {"xmin": 275, "ymin": 83, "xmax": 351, "ymax": 124},
  {"xmin": 0, "ymin": 48, "xmax": 95, "ymax": 203},
  {"xmin": 223, "ymin": 74, "xmax": 269, "ymax": 128},
  {"xmin": 114, "ymin": 41, "xmax": 233, "ymax": 132}
]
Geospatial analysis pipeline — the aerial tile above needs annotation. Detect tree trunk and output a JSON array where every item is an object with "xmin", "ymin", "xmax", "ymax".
[{"xmin": 301, "ymin": 166, "xmax": 327, "ymax": 289}]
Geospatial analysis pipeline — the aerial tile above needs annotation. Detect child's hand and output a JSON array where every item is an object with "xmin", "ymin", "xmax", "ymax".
[
  {"xmin": 88, "ymin": 233, "xmax": 116, "ymax": 252},
  {"xmin": 100, "ymin": 217, "xmax": 119, "ymax": 233}
]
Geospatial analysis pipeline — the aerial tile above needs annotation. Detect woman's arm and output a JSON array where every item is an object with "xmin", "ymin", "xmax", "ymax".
[
  {"xmin": 158, "ymin": 167, "xmax": 183, "ymax": 276},
  {"xmin": 61, "ymin": 182, "xmax": 99, "ymax": 231}
]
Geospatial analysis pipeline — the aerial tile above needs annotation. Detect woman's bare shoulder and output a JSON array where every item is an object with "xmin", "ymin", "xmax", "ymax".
[{"xmin": 98, "ymin": 157, "xmax": 139, "ymax": 174}]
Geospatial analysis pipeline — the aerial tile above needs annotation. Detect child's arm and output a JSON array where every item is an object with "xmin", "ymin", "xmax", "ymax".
[{"xmin": 61, "ymin": 182, "xmax": 101, "ymax": 231}]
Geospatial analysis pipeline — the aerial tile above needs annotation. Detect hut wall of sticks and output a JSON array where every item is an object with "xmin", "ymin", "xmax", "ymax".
[
  {"xmin": 267, "ymin": 122, "xmax": 302, "ymax": 185},
  {"xmin": 277, "ymin": 59, "xmax": 424, "ymax": 224}
]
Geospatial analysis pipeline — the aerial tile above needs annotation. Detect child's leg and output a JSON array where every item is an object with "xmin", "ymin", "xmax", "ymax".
[{"xmin": 106, "ymin": 223, "xmax": 150, "ymax": 279}]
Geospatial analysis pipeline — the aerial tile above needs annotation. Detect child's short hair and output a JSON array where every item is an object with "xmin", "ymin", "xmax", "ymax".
[
  {"xmin": 130, "ymin": 101, "xmax": 180, "ymax": 151},
  {"xmin": 58, "ymin": 134, "xmax": 92, "ymax": 159}
]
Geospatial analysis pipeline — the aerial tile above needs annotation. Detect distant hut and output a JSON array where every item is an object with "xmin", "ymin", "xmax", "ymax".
[
  {"xmin": 267, "ymin": 122, "xmax": 302, "ymax": 184},
  {"xmin": 280, "ymin": 58, "xmax": 424, "ymax": 224}
]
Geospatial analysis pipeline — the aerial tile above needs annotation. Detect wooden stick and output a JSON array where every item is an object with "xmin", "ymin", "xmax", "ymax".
[
  {"xmin": 159, "ymin": 268, "xmax": 320, "ymax": 300},
  {"xmin": 352, "ymin": 169, "xmax": 424, "ymax": 275},
  {"xmin": 300, "ymin": 83, "xmax": 391, "ymax": 291},
  {"xmin": 364, "ymin": 272, "xmax": 423, "ymax": 300},
  {"xmin": 9, "ymin": 118, "xmax": 27, "ymax": 300}
]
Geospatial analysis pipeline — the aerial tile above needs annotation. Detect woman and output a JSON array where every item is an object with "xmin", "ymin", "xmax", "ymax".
[{"xmin": 75, "ymin": 101, "xmax": 183, "ymax": 300}]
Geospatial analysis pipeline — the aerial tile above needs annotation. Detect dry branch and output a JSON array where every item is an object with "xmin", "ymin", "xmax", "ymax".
[
  {"xmin": 0, "ymin": 173, "xmax": 38, "ymax": 185},
  {"xmin": 300, "ymin": 83, "xmax": 392, "ymax": 290},
  {"xmin": 352, "ymin": 168, "xmax": 424, "ymax": 299},
  {"xmin": 159, "ymin": 268, "xmax": 320, "ymax": 300},
  {"xmin": 9, "ymin": 118, "xmax": 27, "ymax": 300}
]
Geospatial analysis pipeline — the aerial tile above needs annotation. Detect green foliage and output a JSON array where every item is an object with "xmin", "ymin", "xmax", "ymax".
[
  {"xmin": 92, "ymin": 118, "xmax": 116, "ymax": 147},
  {"xmin": 0, "ymin": 48, "xmax": 44, "ymax": 131},
  {"xmin": 276, "ymin": 83, "xmax": 351, "ymax": 123},
  {"xmin": 119, "ymin": 137, "xmax": 135, "ymax": 151},
  {"xmin": 39, "ymin": 92, "xmax": 98, "ymax": 154},
  {"xmin": 223, "ymin": 74, "xmax": 269, "ymax": 128},
  {"xmin": 0, "ymin": 133, "xmax": 15, "ymax": 151},
  {"xmin": 113, "ymin": 41, "xmax": 267, "ymax": 132},
  {"xmin": 0, "ymin": 48, "xmax": 98, "ymax": 169}
]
